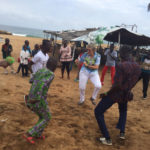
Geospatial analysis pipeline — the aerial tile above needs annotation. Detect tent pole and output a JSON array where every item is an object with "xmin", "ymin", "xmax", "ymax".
[
  {"xmin": 118, "ymin": 32, "xmax": 121, "ymax": 50},
  {"xmin": 107, "ymin": 41, "xmax": 109, "ymax": 48}
]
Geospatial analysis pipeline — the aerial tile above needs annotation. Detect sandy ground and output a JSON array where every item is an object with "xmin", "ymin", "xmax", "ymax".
[{"xmin": 0, "ymin": 35, "xmax": 150, "ymax": 150}]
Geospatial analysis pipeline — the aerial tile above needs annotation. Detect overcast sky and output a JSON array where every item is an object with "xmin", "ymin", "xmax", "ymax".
[{"xmin": 0, "ymin": 0, "xmax": 150, "ymax": 35}]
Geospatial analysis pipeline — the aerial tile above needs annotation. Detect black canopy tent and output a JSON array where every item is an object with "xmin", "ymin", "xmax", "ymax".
[{"xmin": 104, "ymin": 28, "xmax": 150, "ymax": 46}]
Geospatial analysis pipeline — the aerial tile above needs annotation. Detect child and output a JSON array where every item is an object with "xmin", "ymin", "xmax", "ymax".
[
  {"xmin": 0, "ymin": 56, "xmax": 15, "ymax": 73},
  {"xmin": 23, "ymin": 57, "xmax": 57, "ymax": 144},
  {"xmin": 20, "ymin": 45, "xmax": 30, "ymax": 77}
]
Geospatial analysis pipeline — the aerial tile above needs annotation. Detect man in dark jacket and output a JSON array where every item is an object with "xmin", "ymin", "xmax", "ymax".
[
  {"xmin": 2, "ymin": 38, "xmax": 13, "ymax": 59},
  {"xmin": 1, "ymin": 38, "xmax": 15, "ymax": 74},
  {"xmin": 95, "ymin": 46, "xmax": 141, "ymax": 145}
]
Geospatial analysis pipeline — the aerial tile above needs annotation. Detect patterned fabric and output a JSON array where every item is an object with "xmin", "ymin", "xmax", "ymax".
[
  {"xmin": 60, "ymin": 45, "xmax": 72, "ymax": 62},
  {"xmin": 26, "ymin": 68, "xmax": 54, "ymax": 137},
  {"xmin": 80, "ymin": 52, "xmax": 101, "ymax": 73},
  {"xmin": 107, "ymin": 60, "xmax": 141, "ymax": 103},
  {"xmin": 84, "ymin": 56, "xmax": 96, "ymax": 66}
]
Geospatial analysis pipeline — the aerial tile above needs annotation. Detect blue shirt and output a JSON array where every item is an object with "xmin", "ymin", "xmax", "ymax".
[
  {"xmin": 80, "ymin": 52, "xmax": 101, "ymax": 73},
  {"xmin": 22, "ymin": 45, "xmax": 31, "ymax": 54}
]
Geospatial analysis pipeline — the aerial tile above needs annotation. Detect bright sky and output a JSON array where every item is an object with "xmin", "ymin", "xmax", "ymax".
[{"xmin": 0, "ymin": 0, "xmax": 150, "ymax": 35}]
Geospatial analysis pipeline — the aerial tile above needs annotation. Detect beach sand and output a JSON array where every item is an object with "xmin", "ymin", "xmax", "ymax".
[{"xmin": 0, "ymin": 34, "xmax": 150, "ymax": 150}]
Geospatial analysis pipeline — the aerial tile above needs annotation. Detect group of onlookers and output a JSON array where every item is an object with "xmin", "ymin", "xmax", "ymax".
[{"xmin": 17, "ymin": 40, "xmax": 40, "ymax": 77}]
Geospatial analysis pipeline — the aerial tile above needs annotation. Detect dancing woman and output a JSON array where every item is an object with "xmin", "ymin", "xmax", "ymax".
[{"xmin": 76, "ymin": 44, "xmax": 102, "ymax": 105}]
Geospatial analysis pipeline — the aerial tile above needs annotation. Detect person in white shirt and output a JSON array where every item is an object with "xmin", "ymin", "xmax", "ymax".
[
  {"xmin": 20, "ymin": 45, "xmax": 30, "ymax": 77},
  {"xmin": 101, "ymin": 44, "xmax": 117, "ymax": 85},
  {"xmin": 28, "ymin": 40, "xmax": 51, "ymax": 74}
]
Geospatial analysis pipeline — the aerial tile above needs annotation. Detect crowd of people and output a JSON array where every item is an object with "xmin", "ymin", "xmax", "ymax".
[{"xmin": 0, "ymin": 37, "xmax": 150, "ymax": 146}]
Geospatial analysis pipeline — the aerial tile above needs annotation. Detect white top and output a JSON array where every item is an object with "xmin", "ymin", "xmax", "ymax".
[
  {"xmin": 32, "ymin": 50, "xmax": 49, "ymax": 73},
  {"xmin": 144, "ymin": 58, "xmax": 150, "ymax": 64},
  {"xmin": 104, "ymin": 49, "xmax": 117, "ymax": 66},
  {"xmin": 20, "ymin": 50, "xmax": 30, "ymax": 65}
]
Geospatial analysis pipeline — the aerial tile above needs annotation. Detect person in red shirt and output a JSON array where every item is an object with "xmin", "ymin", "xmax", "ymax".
[{"xmin": 94, "ymin": 46, "xmax": 141, "ymax": 145}]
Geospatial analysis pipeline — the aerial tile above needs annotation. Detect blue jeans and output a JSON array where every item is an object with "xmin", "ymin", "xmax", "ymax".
[{"xmin": 94, "ymin": 96, "xmax": 127, "ymax": 139}]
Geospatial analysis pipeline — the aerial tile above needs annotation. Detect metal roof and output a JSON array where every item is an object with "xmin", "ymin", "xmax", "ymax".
[{"xmin": 43, "ymin": 28, "xmax": 100, "ymax": 40}]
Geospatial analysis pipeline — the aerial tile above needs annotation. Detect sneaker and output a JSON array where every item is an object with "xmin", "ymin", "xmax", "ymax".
[
  {"xmin": 11, "ymin": 70, "xmax": 16, "ymax": 74},
  {"xmin": 74, "ymin": 78, "xmax": 79, "ymax": 82},
  {"xmin": 90, "ymin": 97, "xmax": 96, "ymax": 105},
  {"xmin": 120, "ymin": 132, "xmax": 125, "ymax": 140},
  {"xmin": 99, "ymin": 137, "xmax": 112, "ymax": 146},
  {"xmin": 143, "ymin": 96, "xmax": 147, "ymax": 100},
  {"xmin": 78, "ymin": 101, "xmax": 84, "ymax": 105},
  {"xmin": 4, "ymin": 71, "xmax": 8, "ymax": 74}
]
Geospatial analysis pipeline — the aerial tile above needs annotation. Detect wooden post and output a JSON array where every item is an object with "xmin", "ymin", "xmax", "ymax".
[{"xmin": 118, "ymin": 32, "xmax": 121, "ymax": 50}]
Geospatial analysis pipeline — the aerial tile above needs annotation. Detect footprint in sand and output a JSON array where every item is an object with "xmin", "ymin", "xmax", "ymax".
[
  {"xmin": 2, "ymin": 89, "xmax": 11, "ymax": 95},
  {"xmin": 16, "ymin": 85, "xmax": 21, "ymax": 88},
  {"xmin": 48, "ymin": 94, "xmax": 59, "ymax": 98},
  {"xmin": 66, "ymin": 97, "xmax": 72, "ymax": 100},
  {"xmin": 55, "ymin": 84, "xmax": 63, "ymax": 87},
  {"xmin": 0, "ymin": 105, "xmax": 5, "ymax": 114}
]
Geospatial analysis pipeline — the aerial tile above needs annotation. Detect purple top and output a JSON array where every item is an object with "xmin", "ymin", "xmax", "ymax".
[{"xmin": 107, "ymin": 60, "xmax": 141, "ymax": 103}]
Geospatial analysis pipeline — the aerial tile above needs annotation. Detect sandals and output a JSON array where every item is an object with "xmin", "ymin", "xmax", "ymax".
[
  {"xmin": 36, "ymin": 135, "xmax": 45, "ymax": 140},
  {"xmin": 24, "ymin": 95, "xmax": 28, "ymax": 105},
  {"xmin": 23, "ymin": 134, "xmax": 45, "ymax": 144},
  {"xmin": 23, "ymin": 134, "xmax": 35, "ymax": 144}
]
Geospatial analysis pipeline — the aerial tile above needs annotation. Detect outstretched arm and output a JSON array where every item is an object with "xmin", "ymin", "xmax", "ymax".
[{"xmin": 28, "ymin": 61, "xmax": 34, "ymax": 73}]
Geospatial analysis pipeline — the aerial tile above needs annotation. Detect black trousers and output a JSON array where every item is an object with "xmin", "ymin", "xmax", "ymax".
[
  {"xmin": 95, "ymin": 96, "xmax": 127, "ymax": 139},
  {"xmin": 61, "ymin": 62, "xmax": 71, "ymax": 75},
  {"xmin": 21, "ymin": 64, "xmax": 28, "ymax": 77},
  {"xmin": 17, "ymin": 64, "xmax": 22, "ymax": 73},
  {"xmin": 139, "ymin": 72, "xmax": 150, "ymax": 97}
]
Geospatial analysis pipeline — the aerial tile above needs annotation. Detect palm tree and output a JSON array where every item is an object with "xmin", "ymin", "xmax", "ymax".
[{"xmin": 148, "ymin": 3, "xmax": 150, "ymax": 11}]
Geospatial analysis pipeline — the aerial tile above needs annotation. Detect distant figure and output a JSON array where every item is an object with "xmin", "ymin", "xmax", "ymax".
[
  {"xmin": 20, "ymin": 45, "xmax": 30, "ymax": 77},
  {"xmin": 59, "ymin": 40, "xmax": 72, "ymax": 79},
  {"xmin": 23, "ymin": 57, "xmax": 57, "ymax": 144},
  {"xmin": 23, "ymin": 40, "xmax": 31, "ymax": 55},
  {"xmin": 95, "ymin": 46, "xmax": 141, "ymax": 146},
  {"xmin": 16, "ymin": 40, "xmax": 31, "ymax": 73},
  {"xmin": 28, "ymin": 39, "xmax": 50, "ymax": 74},
  {"xmin": 31, "ymin": 44, "xmax": 40, "ymax": 57},
  {"xmin": 1, "ymin": 38, "xmax": 15, "ymax": 74},
  {"xmin": 101, "ymin": 44, "xmax": 117, "ymax": 85},
  {"xmin": 76, "ymin": 44, "xmax": 101, "ymax": 105},
  {"xmin": 138, "ymin": 53, "xmax": 150, "ymax": 99}
]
